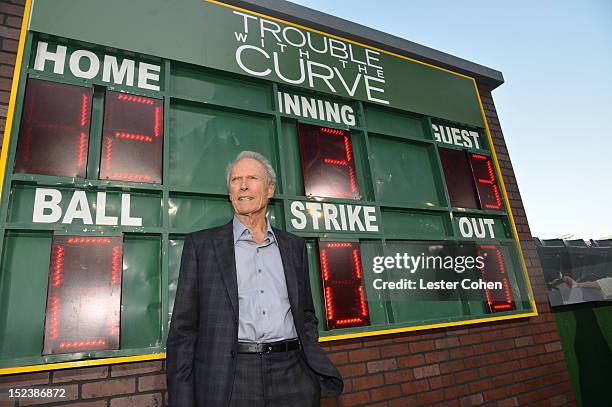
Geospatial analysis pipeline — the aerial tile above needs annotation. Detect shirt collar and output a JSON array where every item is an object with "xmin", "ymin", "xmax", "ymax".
[{"xmin": 232, "ymin": 215, "xmax": 277, "ymax": 245}]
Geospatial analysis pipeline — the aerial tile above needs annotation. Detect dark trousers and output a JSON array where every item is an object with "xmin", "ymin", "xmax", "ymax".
[{"xmin": 228, "ymin": 349, "xmax": 321, "ymax": 407}]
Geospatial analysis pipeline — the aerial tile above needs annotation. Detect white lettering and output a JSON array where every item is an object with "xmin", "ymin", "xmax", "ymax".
[
  {"xmin": 69, "ymin": 50, "xmax": 99, "ymax": 80},
  {"xmin": 138, "ymin": 62, "xmax": 161, "ymax": 91},
  {"xmin": 121, "ymin": 193, "xmax": 142, "ymax": 226},
  {"xmin": 62, "ymin": 190, "xmax": 93, "ymax": 224},
  {"xmin": 102, "ymin": 56, "xmax": 135, "ymax": 87},
  {"xmin": 364, "ymin": 76, "xmax": 389, "ymax": 104},
  {"xmin": 95, "ymin": 192, "xmax": 118, "ymax": 226},
  {"xmin": 236, "ymin": 45, "xmax": 271, "ymax": 77},
  {"xmin": 32, "ymin": 188, "xmax": 62, "ymax": 223},
  {"xmin": 34, "ymin": 41, "xmax": 66, "ymax": 74},
  {"xmin": 290, "ymin": 201, "xmax": 307, "ymax": 229}
]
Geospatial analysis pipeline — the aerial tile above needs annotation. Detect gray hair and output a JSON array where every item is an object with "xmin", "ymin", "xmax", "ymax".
[{"xmin": 226, "ymin": 151, "xmax": 276, "ymax": 187}]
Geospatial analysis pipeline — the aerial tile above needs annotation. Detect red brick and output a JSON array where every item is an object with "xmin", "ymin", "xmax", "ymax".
[
  {"xmin": 451, "ymin": 346, "xmax": 474, "ymax": 359},
  {"xmin": 366, "ymin": 358, "xmax": 397, "ymax": 373},
  {"xmin": 459, "ymin": 334, "xmax": 482, "ymax": 346},
  {"xmin": 454, "ymin": 369, "xmax": 479, "ymax": 384},
  {"xmin": 0, "ymin": 26, "xmax": 18, "ymax": 41},
  {"xmin": 514, "ymin": 336, "xmax": 533, "ymax": 347},
  {"xmin": 416, "ymin": 389, "xmax": 445, "ymax": 405},
  {"xmin": 483, "ymin": 386, "xmax": 508, "ymax": 402},
  {"xmin": 384, "ymin": 368, "xmax": 414, "ymax": 384},
  {"xmin": 379, "ymin": 343, "xmax": 409, "ymax": 358},
  {"xmin": 17, "ymin": 384, "xmax": 78, "ymax": 405},
  {"xmin": 5, "ymin": 16, "xmax": 22, "ymax": 28},
  {"xmin": 397, "ymin": 353, "xmax": 424, "ymax": 368},
  {"xmin": 337, "ymin": 363, "xmax": 366, "ymax": 378},
  {"xmin": 460, "ymin": 393, "xmax": 484, "ymax": 406},
  {"xmin": 52, "ymin": 366, "xmax": 108, "ymax": 383},
  {"xmin": 545, "ymin": 341, "xmax": 562, "ymax": 352},
  {"xmin": 409, "ymin": 340, "xmax": 435, "ymax": 353},
  {"xmin": 472, "ymin": 342, "xmax": 496, "ymax": 355},
  {"xmin": 0, "ymin": 3, "xmax": 22, "ymax": 16},
  {"xmin": 400, "ymin": 377, "xmax": 429, "ymax": 393},
  {"xmin": 348, "ymin": 347, "xmax": 380, "ymax": 362},
  {"xmin": 369, "ymin": 384, "xmax": 402, "ymax": 402},
  {"xmin": 550, "ymin": 394, "xmax": 568, "ymax": 406},
  {"xmin": 425, "ymin": 350, "xmax": 449, "ymax": 364},
  {"xmin": 59, "ymin": 401, "xmax": 108, "ymax": 407},
  {"xmin": 389, "ymin": 395, "xmax": 418, "ymax": 407},
  {"xmin": 496, "ymin": 397, "xmax": 519, "ymax": 407},
  {"xmin": 444, "ymin": 384, "xmax": 473, "ymax": 399},
  {"xmin": 0, "ymin": 372, "xmax": 49, "ymax": 388},
  {"xmin": 81, "ymin": 377, "xmax": 135, "ymax": 398},
  {"xmin": 0, "ymin": 65, "xmax": 14, "ymax": 78},
  {"xmin": 340, "ymin": 390, "xmax": 369, "ymax": 406},
  {"xmin": 110, "ymin": 393, "xmax": 162, "ymax": 407},
  {"xmin": 321, "ymin": 398, "xmax": 338, "ymax": 407},
  {"xmin": 413, "ymin": 364, "xmax": 440, "ymax": 379},
  {"xmin": 428, "ymin": 373, "xmax": 455, "ymax": 390},
  {"xmin": 110, "ymin": 361, "xmax": 162, "ymax": 377},
  {"xmin": 352, "ymin": 374, "xmax": 383, "ymax": 390},
  {"xmin": 435, "ymin": 337, "xmax": 460, "ymax": 349},
  {"xmin": 0, "ymin": 52, "xmax": 17, "ymax": 66},
  {"xmin": 1, "ymin": 39, "xmax": 18, "ymax": 53},
  {"xmin": 138, "ymin": 374, "xmax": 166, "ymax": 391},
  {"xmin": 327, "ymin": 352, "xmax": 348, "ymax": 365}
]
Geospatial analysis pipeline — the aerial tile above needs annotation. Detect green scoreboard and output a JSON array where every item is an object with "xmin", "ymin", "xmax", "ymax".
[{"xmin": 0, "ymin": 0, "xmax": 536, "ymax": 374}]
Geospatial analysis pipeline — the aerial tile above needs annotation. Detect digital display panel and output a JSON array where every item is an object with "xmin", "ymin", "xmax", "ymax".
[
  {"xmin": 318, "ymin": 242, "xmax": 370, "ymax": 329},
  {"xmin": 42, "ymin": 236, "xmax": 123, "ymax": 355},
  {"xmin": 298, "ymin": 124, "xmax": 360, "ymax": 200},
  {"xmin": 99, "ymin": 92, "xmax": 163, "ymax": 183},
  {"xmin": 477, "ymin": 244, "xmax": 515, "ymax": 313},
  {"xmin": 14, "ymin": 78, "xmax": 92, "ymax": 178},
  {"xmin": 439, "ymin": 148, "xmax": 502, "ymax": 211},
  {"xmin": 439, "ymin": 147, "xmax": 479, "ymax": 209},
  {"xmin": 470, "ymin": 154, "xmax": 502, "ymax": 210}
]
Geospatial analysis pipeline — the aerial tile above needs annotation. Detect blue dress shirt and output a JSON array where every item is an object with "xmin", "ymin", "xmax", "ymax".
[{"xmin": 232, "ymin": 216, "xmax": 298, "ymax": 343}]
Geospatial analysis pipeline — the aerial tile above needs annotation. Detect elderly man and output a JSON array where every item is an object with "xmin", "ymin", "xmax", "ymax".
[{"xmin": 166, "ymin": 151, "xmax": 343, "ymax": 407}]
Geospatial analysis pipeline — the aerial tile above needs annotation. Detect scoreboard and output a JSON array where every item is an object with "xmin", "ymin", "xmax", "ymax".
[{"xmin": 0, "ymin": 0, "xmax": 536, "ymax": 373}]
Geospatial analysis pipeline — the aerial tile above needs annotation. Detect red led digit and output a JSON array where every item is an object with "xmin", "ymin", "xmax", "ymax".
[
  {"xmin": 318, "ymin": 241, "xmax": 370, "ymax": 329},
  {"xmin": 42, "ymin": 236, "xmax": 123, "ymax": 355},
  {"xmin": 99, "ymin": 91, "xmax": 163, "ymax": 183},
  {"xmin": 470, "ymin": 154, "xmax": 502, "ymax": 210},
  {"xmin": 477, "ymin": 245, "xmax": 515, "ymax": 313},
  {"xmin": 298, "ymin": 124, "xmax": 360, "ymax": 199},
  {"xmin": 14, "ymin": 78, "xmax": 92, "ymax": 177}
]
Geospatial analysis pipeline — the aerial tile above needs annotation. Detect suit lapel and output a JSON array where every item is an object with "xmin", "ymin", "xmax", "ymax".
[
  {"xmin": 213, "ymin": 221, "xmax": 239, "ymax": 318},
  {"xmin": 276, "ymin": 231, "xmax": 299, "ymax": 317}
]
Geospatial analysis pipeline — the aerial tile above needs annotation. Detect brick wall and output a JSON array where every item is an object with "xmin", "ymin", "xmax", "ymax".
[
  {"xmin": 0, "ymin": 361, "xmax": 167, "ymax": 406},
  {"xmin": 0, "ymin": 0, "xmax": 24, "ymax": 149},
  {"xmin": 0, "ymin": 1, "xmax": 577, "ymax": 405}
]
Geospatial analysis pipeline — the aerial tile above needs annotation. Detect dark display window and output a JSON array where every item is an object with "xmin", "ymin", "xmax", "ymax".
[
  {"xmin": 477, "ymin": 244, "xmax": 516, "ymax": 313},
  {"xmin": 14, "ymin": 78, "xmax": 93, "ymax": 178},
  {"xmin": 439, "ymin": 147, "xmax": 479, "ymax": 209},
  {"xmin": 99, "ymin": 92, "xmax": 163, "ymax": 183},
  {"xmin": 298, "ymin": 124, "xmax": 360, "ymax": 199},
  {"xmin": 43, "ymin": 236, "xmax": 123, "ymax": 355},
  {"xmin": 318, "ymin": 242, "xmax": 370, "ymax": 329},
  {"xmin": 439, "ymin": 148, "xmax": 502, "ymax": 211}
]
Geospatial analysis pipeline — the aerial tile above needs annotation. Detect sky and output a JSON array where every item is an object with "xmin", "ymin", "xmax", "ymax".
[{"xmin": 290, "ymin": 0, "xmax": 612, "ymax": 240}]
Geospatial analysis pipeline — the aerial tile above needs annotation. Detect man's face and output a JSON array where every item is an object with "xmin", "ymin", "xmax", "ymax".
[{"xmin": 229, "ymin": 158, "xmax": 275, "ymax": 217}]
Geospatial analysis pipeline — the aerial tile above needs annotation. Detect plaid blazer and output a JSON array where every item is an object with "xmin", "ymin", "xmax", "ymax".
[{"xmin": 166, "ymin": 220, "xmax": 343, "ymax": 407}]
